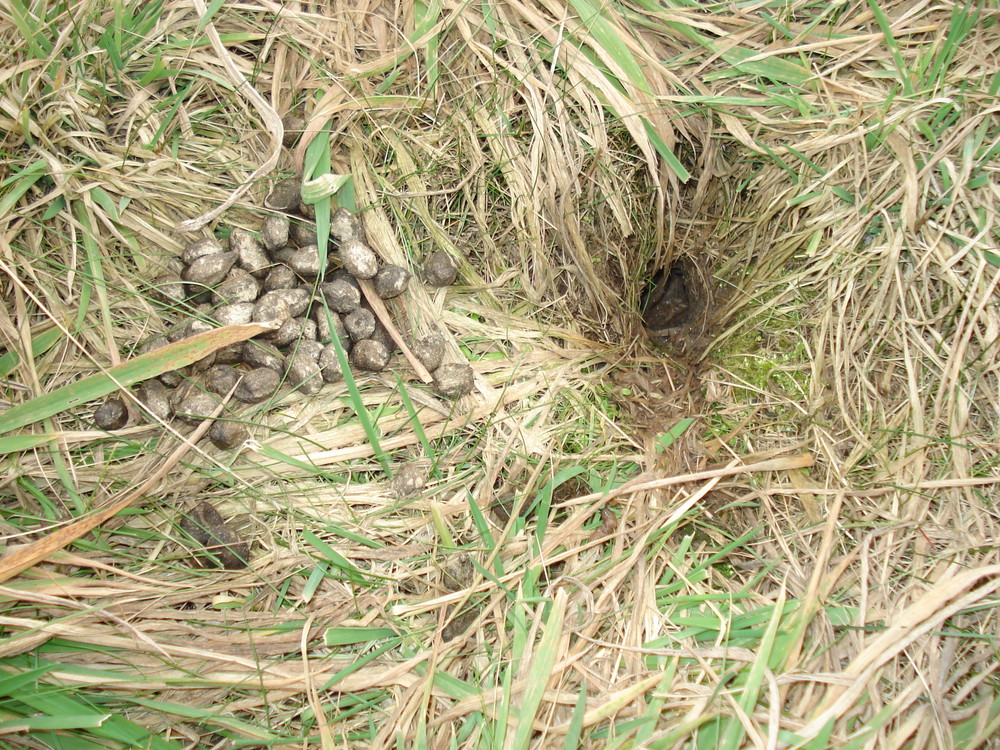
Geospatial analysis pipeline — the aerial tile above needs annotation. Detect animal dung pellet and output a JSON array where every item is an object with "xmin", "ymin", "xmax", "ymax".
[
  {"xmin": 137, "ymin": 380, "xmax": 173, "ymax": 421},
  {"xmin": 187, "ymin": 318, "xmax": 215, "ymax": 336},
  {"xmin": 94, "ymin": 398, "xmax": 128, "ymax": 430},
  {"xmin": 151, "ymin": 274, "xmax": 186, "ymax": 305},
  {"xmin": 159, "ymin": 369, "xmax": 184, "ymax": 388},
  {"xmin": 208, "ymin": 420, "xmax": 249, "ymax": 450},
  {"xmin": 235, "ymin": 367, "xmax": 281, "ymax": 403},
  {"xmin": 174, "ymin": 389, "xmax": 220, "ymax": 425},
  {"xmin": 373, "ymin": 265, "xmax": 411, "ymax": 299},
  {"xmin": 319, "ymin": 278, "xmax": 360, "ymax": 313},
  {"xmin": 339, "ymin": 237, "xmax": 378, "ymax": 279},
  {"xmin": 423, "ymin": 251, "xmax": 458, "ymax": 286},
  {"xmin": 214, "ymin": 302, "xmax": 255, "ymax": 327},
  {"xmin": 242, "ymin": 341, "xmax": 284, "ymax": 372},
  {"xmin": 412, "ymin": 334, "xmax": 445, "ymax": 372},
  {"xmin": 287, "ymin": 245, "xmax": 322, "ymax": 277},
  {"xmin": 263, "ymin": 264, "xmax": 297, "ymax": 292},
  {"xmin": 182, "ymin": 252, "xmax": 237, "ymax": 287},
  {"xmin": 285, "ymin": 350, "xmax": 323, "ymax": 394},
  {"xmin": 214, "ymin": 343, "xmax": 244, "ymax": 365},
  {"xmin": 350, "ymin": 339, "xmax": 390, "ymax": 372},
  {"xmin": 271, "ymin": 246, "xmax": 296, "ymax": 265},
  {"xmin": 295, "ymin": 339, "xmax": 324, "ymax": 362},
  {"xmin": 251, "ymin": 291, "xmax": 292, "ymax": 328},
  {"xmin": 330, "ymin": 207, "xmax": 362, "ymax": 242},
  {"xmin": 204, "ymin": 364, "xmax": 240, "ymax": 396},
  {"xmin": 182, "ymin": 237, "xmax": 225, "ymax": 265},
  {"xmin": 318, "ymin": 343, "xmax": 344, "ymax": 382},
  {"xmin": 179, "ymin": 501, "xmax": 249, "ymax": 569},
  {"xmin": 281, "ymin": 115, "xmax": 305, "ymax": 147},
  {"xmin": 432, "ymin": 363, "xmax": 474, "ymax": 399},
  {"xmin": 271, "ymin": 316, "xmax": 307, "ymax": 348},
  {"xmin": 264, "ymin": 177, "xmax": 301, "ymax": 211},
  {"xmin": 344, "ymin": 307, "xmax": 376, "ymax": 342},
  {"xmin": 229, "ymin": 229, "xmax": 271, "ymax": 276},
  {"xmin": 213, "ymin": 268, "xmax": 260, "ymax": 305},
  {"xmin": 298, "ymin": 201, "xmax": 316, "ymax": 220},
  {"xmin": 290, "ymin": 220, "xmax": 318, "ymax": 247},
  {"xmin": 260, "ymin": 214, "xmax": 290, "ymax": 251}
]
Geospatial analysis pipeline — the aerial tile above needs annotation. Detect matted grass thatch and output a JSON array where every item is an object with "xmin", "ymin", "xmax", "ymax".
[{"xmin": 0, "ymin": 0, "xmax": 998, "ymax": 748}]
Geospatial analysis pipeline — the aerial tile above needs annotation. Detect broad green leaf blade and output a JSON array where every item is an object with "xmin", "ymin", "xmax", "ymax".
[{"xmin": 0, "ymin": 324, "xmax": 272, "ymax": 435}]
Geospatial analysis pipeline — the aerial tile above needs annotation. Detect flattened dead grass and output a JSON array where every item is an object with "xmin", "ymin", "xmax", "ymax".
[{"xmin": 1, "ymin": 0, "xmax": 998, "ymax": 748}]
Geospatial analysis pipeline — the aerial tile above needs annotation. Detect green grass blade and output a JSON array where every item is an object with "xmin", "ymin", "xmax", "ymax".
[
  {"xmin": 0, "ymin": 324, "xmax": 65, "ymax": 378},
  {"xmin": 510, "ymin": 590, "xmax": 567, "ymax": 750},
  {"xmin": 566, "ymin": 0, "xmax": 651, "ymax": 94},
  {"xmin": 0, "ymin": 323, "xmax": 270, "ymax": 436}
]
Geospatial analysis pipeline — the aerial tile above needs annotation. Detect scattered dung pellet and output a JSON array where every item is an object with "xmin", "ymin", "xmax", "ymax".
[
  {"xmin": 229, "ymin": 230, "xmax": 270, "ymax": 277},
  {"xmin": 271, "ymin": 246, "xmax": 296, "ymax": 265},
  {"xmin": 371, "ymin": 320, "xmax": 397, "ymax": 353},
  {"xmin": 287, "ymin": 245, "xmax": 322, "ymax": 277},
  {"xmin": 242, "ymin": 341, "xmax": 284, "ymax": 372},
  {"xmin": 412, "ymin": 334, "xmax": 446, "ymax": 372},
  {"xmin": 151, "ymin": 274, "xmax": 186, "ymax": 305},
  {"xmin": 330, "ymin": 267, "xmax": 361, "ymax": 288},
  {"xmin": 251, "ymin": 291, "xmax": 291, "ymax": 328},
  {"xmin": 137, "ymin": 380, "xmax": 172, "ymax": 421},
  {"xmin": 182, "ymin": 237, "xmax": 225, "ymax": 265},
  {"xmin": 215, "ymin": 343, "xmax": 244, "ymax": 365},
  {"xmin": 235, "ymin": 367, "xmax": 281, "ymax": 403},
  {"xmin": 391, "ymin": 461, "xmax": 430, "ymax": 500},
  {"xmin": 264, "ymin": 177, "xmax": 301, "ymax": 211},
  {"xmin": 182, "ymin": 252, "xmax": 237, "ymax": 288},
  {"xmin": 301, "ymin": 318, "xmax": 318, "ymax": 340},
  {"xmin": 192, "ymin": 351, "xmax": 217, "ymax": 373},
  {"xmin": 205, "ymin": 364, "xmax": 240, "ymax": 396},
  {"xmin": 281, "ymin": 115, "xmax": 305, "ymax": 147},
  {"xmin": 208, "ymin": 420, "xmax": 248, "ymax": 450},
  {"xmin": 269, "ymin": 287, "xmax": 310, "ymax": 317},
  {"xmin": 432, "ymin": 362, "xmax": 474, "ymax": 399},
  {"xmin": 95, "ymin": 398, "xmax": 128, "ymax": 430},
  {"xmin": 318, "ymin": 343, "xmax": 344, "ymax": 382},
  {"xmin": 159, "ymin": 370, "xmax": 184, "ymax": 388},
  {"xmin": 344, "ymin": 307, "xmax": 376, "ymax": 342},
  {"xmin": 290, "ymin": 220, "xmax": 318, "ymax": 247},
  {"xmin": 187, "ymin": 318, "xmax": 215, "ymax": 336},
  {"xmin": 263, "ymin": 264, "xmax": 297, "ymax": 292},
  {"xmin": 213, "ymin": 268, "xmax": 260, "ymax": 305},
  {"xmin": 298, "ymin": 201, "xmax": 316, "ymax": 220},
  {"xmin": 339, "ymin": 237, "xmax": 378, "ymax": 279},
  {"xmin": 319, "ymin": 278, "xmax": 360, "ymax": 313},
  {"xmin": 167, "ymin": 322, "xmax": 190, "ymax": 343},
  {"xmin": 314, "ymin": 307, "xmax": 349, "ymax": 347},
  {"xmin": 330, "ymin": 208, "xmax": 361, "ymax": 243},
  {"xmin": 350, "ymin": 338, "xmax": 390, "ymax": 372},
  {"xmin": 179, "ymin": 501, "xmax": 249, "ymax": 570},
  {"xmin": 285, "ymin": 350, "xmax": 323, "ymax": 395},
  {"xmin": 373, "ymin": 265, "xmax": 411, "ymax": 299},
  {"xmin": 214, "ymin": 302, "xmax": 255, "ymax": 327},
  {"xmin": 271, "ymin": 316, "xmax": 306, "ymax": 348},
  {"xmin": 175, "ymin": 389, "xmax": 220, "ymax": 425},
  {"xmin": 260, "ymin": 214, "xmax": 290, "ymax": 251},
  {"xmin": 294, "ymin": 339, "xmax": 324, "ymax": 362},
  {"xmin": 423, "ymin": 251, "xmax": 458, "ymax": 286}
]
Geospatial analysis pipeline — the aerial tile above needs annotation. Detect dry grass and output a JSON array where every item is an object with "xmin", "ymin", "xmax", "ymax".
[{"xmin": 1, "ymin": 0, "xmax": 998, "ymax": 748}]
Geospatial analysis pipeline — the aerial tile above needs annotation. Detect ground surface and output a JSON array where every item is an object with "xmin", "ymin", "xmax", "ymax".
[{"xmin": 0, "ymin": 1, "xmax": 998, "ymax": 748}]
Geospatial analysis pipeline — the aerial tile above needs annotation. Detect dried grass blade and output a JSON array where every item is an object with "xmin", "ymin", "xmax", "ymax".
[{"xmin": 0, "ymin": 393, "xmax": 231, "ymax": 584}]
